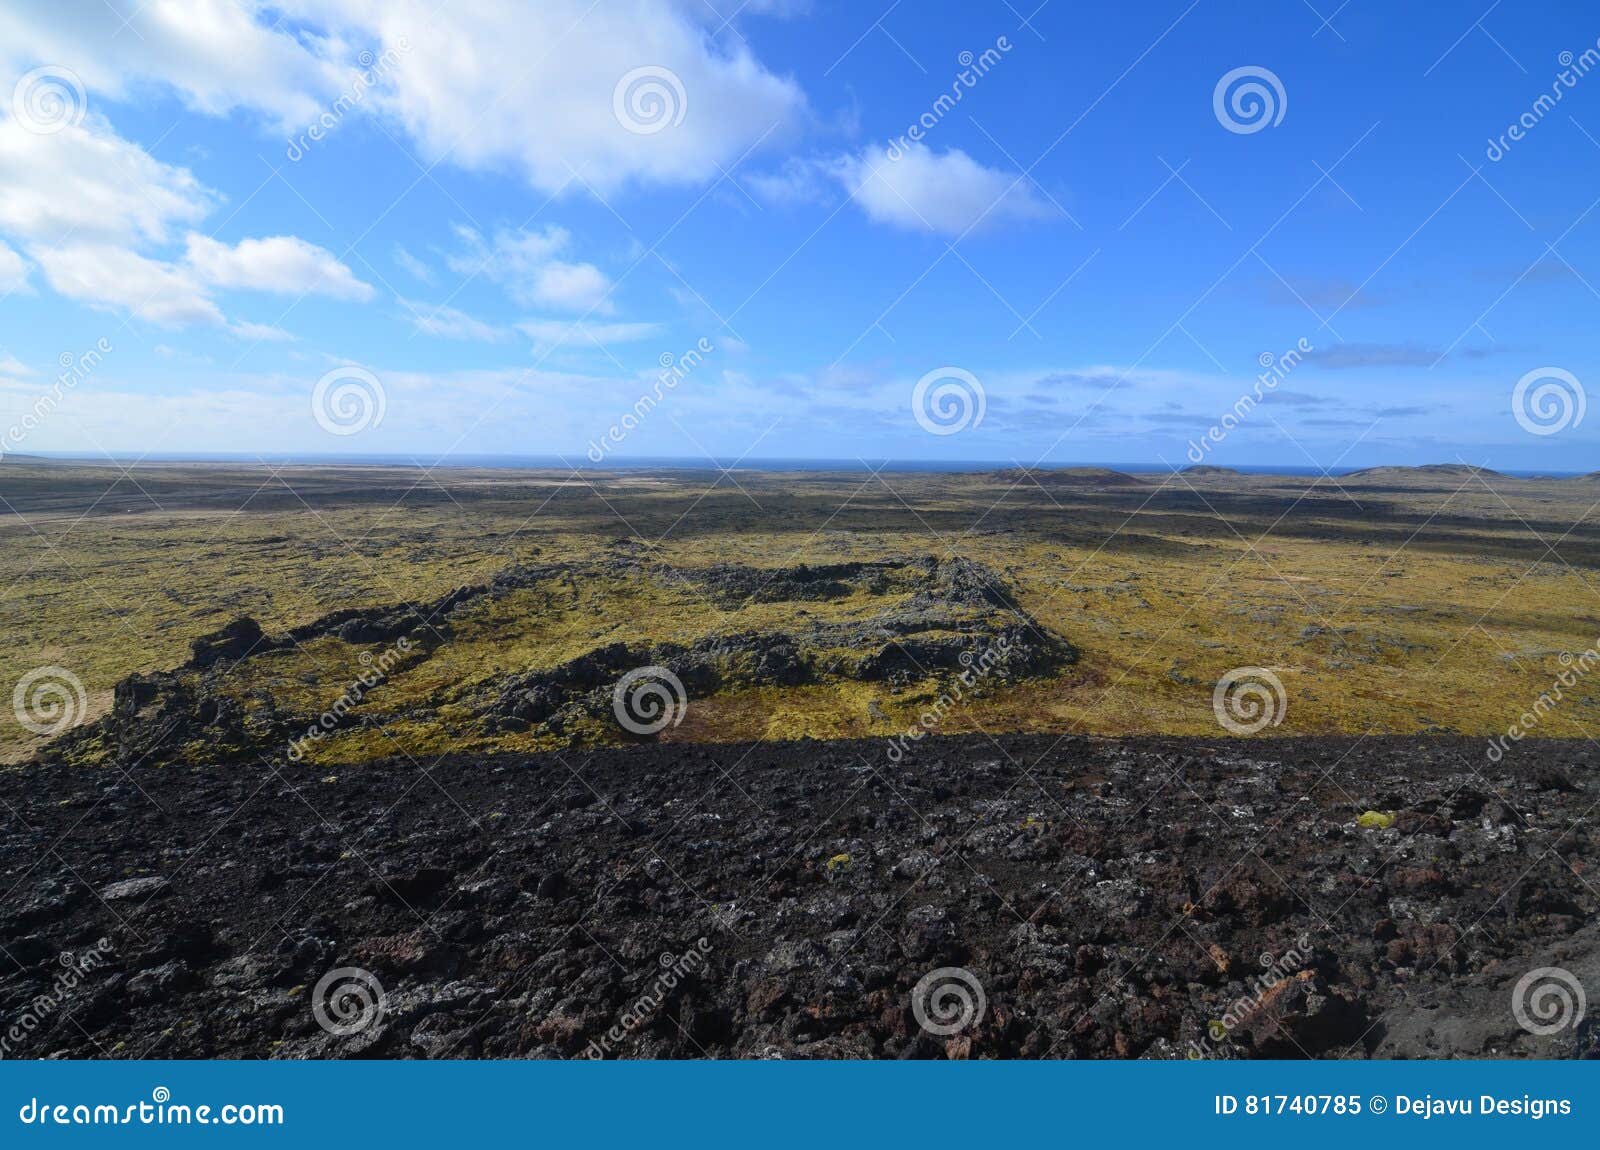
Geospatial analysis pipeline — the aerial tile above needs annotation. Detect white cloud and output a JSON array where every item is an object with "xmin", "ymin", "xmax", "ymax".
[
  {"xmin": 530, "ymin": 262, "xmax": 612, "ymax": 313},
  {"xmin": 448, "ymin": 225, "xmax": 615, "ymax": 314},
  {"xmin": 0, "ymin": 241, "xmax": 29, "ymax": 292},
  {"xmin": 745, "ymin": 157, "xmax": 831, "ymax": 206},
  {"xmin": 0, "ymin": 365, "xmax": 633, "ymax": 454},
  {"xmin": 0, "ymin": 353, "xmax": 31, "ymax": 377},
  {"xmin": 290, "ymin": 0, "xmax": 806, "ymax": 194},
  {"xmin": 735, "ymin": 0, "xmax": 814, "ymax": 16},
  {"xmin": 518, "ymin": 319, "xmax": 664, "ymax": 347},
  {"xmin": 32, "ymin": 242, "xmax": 223, "ymax": 327},
  {"xmin": 0, "ymin": 0, "xmax": 343, "ymax": 131},
  {"xmin": 228, "ymin": 320, "xmax": 295, "ymax": 342},
  {"xmin": 400, "ymin": 298, "xmax": 509, "ymax": 342},
  {"xmin": 4, "ymin": 1, "xmax": 805, "ymax": 195},
  {"xmin": 0, "ymin": 105, "xmax": 367, "ymax": 330},
  {"xmin": 393, "ymin": 243, "xmax": 433, "ymax": 283},
  {"xmin": 833, "ymin": 145, "xmax": 1053, "ymax": 235},
  {"xmin": 184, "ymin": 234, "xmax": 374, "ymax": 301},
  {"xmin": 0, "ymin": 116, "xmax": 213, "ymax": 244},
  {"xmin": 0, "ymin": 1, "xmax": 808, "ymax": 341}
]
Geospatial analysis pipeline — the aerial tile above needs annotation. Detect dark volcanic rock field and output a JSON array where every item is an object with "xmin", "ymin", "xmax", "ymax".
[{"xmin": 2, "ymin": 735, "xmax": 1597, "ymax": 1059}]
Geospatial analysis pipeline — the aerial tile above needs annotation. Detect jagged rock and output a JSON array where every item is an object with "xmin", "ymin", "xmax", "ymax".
[
  {"xmin": 11, "ymin": 724, "xmax": 1593, "ymax": 1061},
  {"xmin": 100, "ymin": 876, "xmax": 169, "ymax": 901},
  {"xmin": 189, "ymin": 618, "xmax": 268, "ymax": 667}
]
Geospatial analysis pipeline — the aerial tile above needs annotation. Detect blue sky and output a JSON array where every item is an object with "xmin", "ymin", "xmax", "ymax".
[{"xmin": 0, "ymin": 0, "xmax": 1597, "ymax": 470}]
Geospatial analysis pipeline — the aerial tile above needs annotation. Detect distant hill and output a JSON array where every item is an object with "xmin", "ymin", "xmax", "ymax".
[
  {"xmin": 991, "ymin": 466, "xmax": 1145, "ymax": 488},
  {"xmin": 1343, "ymin": 464, "xmax": 1505, "ymax": 481},
  {"xmin": 1179, "ymin": 465, "xmax": 1241, "ymax": 476}
]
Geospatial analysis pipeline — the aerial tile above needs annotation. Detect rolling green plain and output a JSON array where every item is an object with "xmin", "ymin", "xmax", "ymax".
[{"xmin": 3, "ymin": 458, "xmax": 1598, "ymax": 766}]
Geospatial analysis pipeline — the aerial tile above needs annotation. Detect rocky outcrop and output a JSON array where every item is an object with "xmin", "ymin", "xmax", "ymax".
[
  {"xmin": 480, "ymin": 556, "xmax": 1073, "ymax": 735},
  {"xmin": 41, "ymin": 554, "xmax": 1075, "ymax": 765}
]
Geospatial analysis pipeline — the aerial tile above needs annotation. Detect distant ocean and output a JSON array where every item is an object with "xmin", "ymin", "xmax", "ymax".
[{"xmin": 20, "ymin": 452, "xmax": 1584, "ymax": 479}]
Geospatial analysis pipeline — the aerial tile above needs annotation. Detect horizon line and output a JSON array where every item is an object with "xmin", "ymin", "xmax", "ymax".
[{"xmin": 2, "ymin": 450, "xmax": 1591, "ymax": 479}]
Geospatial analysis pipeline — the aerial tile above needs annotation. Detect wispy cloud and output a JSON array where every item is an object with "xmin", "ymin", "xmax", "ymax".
[
  {"xmin": 399, "ymin": 298, "xmax": 510, "ymax": 342},
  {"xmin": 393, "ymin": 244, "xmax": 434, "ymax": 284},
  {"xmin": 517, "ymin": 319, "xmax": 664, "ymax": 348},
  {"xmin": 1268, "ymin": 390, "xmax": 1334, "ymax": 406},
  {"xmin": 447, "ymin": 224, "xmax": 615, "ymax": 314},
  {"xmin": 1306, "ymin": 342, "xmax": 1504, "ymax": 369},
  {"xmin": 1255, "ymin": 276, "xmax": 1378, "ymax": 310}
]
